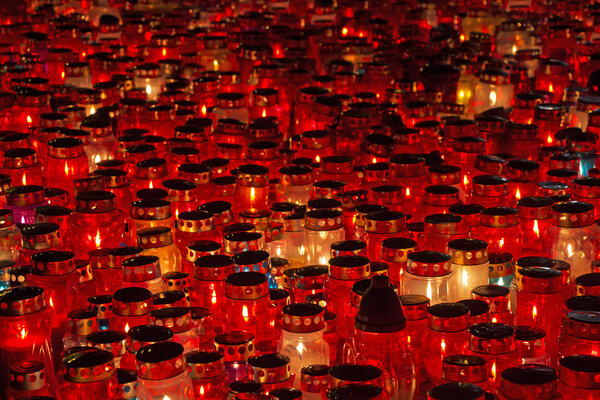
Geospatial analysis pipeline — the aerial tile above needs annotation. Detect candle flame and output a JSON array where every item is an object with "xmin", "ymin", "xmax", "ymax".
[
  {"xmin": 65, "ymin": 163, "xmax": 70, "ymax": 176},
  {"xmin": 149, "ymin": 180, "xmax": 154, "ymax": 189},
  {"xmin": 512, "ymin": 44, "xmax": 517, "ymax": 54},
  {"xmin": 199, "ymin": 386, "xmax": 204, "ymax": 395},
  {"xmin": 567, "ymin": 243, "xmax": 575, "ymax": 257},
  {"xmin": 124, "ymin": 322, "xmax": 130, "ymax": 332},
  {"xmin": 61, "ymin": 71, "xmax": 65, "ymax": 79},
  {"xmin": 515, "ymin": 187, "xmax": 521, "ymax": 200},
  {"xmin": 201, "ymin": 105, "xmax": 207, "ymax": 117},
  {"xmin": 315, "ymin": 155, "xmax": 320, "ymax": 163},
  {"xmin": 547, "ymin": 134, "xmax": 553, "ymax": 144},
  {"xmin": 463, "ymin": 174, "xmax": 469, "ymax": 187},
  {"xmin": 492, "ymin": 316, "xmax": 498, "ymax": 323},
  {"xmin": 94, "ymin": 154, "xmax": 101, "ymax": 165},
  {"xmin": 342, "ymin": 27, "xmax": 348, "ymax": 36},
  {"xmin": 26, "ymin": 115, "xmax": 32, "ymax": 125},
  {"xmin": 499, "ymin": 237, "xmax": 504, "ymax": 249},
  {"xmin": 461, "ymin": 269, "xmax": 469, "ymax": 288},
  {"xmin": 213, "ymin": 59, "xmax": 219, "ymax": 71},
  {"xmin": 145, "ymin": 84, "xmax": 152, "ymax": 96},
  {"xmin": 426, "ymin": 281, "xmax": 432, "ymax": 300},
  {"xmin": 489, "ymin": 90, "xmax": 497, "ymax": 106},
  {"xmin": 533, "ymin": 219, "xmax": 540, "ymax": 238},
  {"xmin": 460, "ymin": 34, "xmax": 465, "ymax": 42},
  {"xmin": 242, "ymin": 305, "xmax": 249, "ymax": 322},
  {"xmin": 162, "ymin": 47, "xmax": 167, "ymax": 57},
  {"xmin": 90, "ymin": 105, "xmax": 96, "ymax": 115},
  {"xmin": 532, "ymin": 305, "xmax": 537, "ymax": 321},
  {"xmin": 211, "ymin": 290, "xmax": 217, "ymax": 305},
  {"xmin": 163, "ymin": 395, "xmax": 171, "ymax": 400},
  {"xmin": 19, "ymin": 327, "xmax": 27, "ymax": 340},
  {"xmin": 318, "ymin": 255, "xmax": 328, "ymax": 265},
  {"xmin": 250, "ymin": 187, "xmax": 256, "ymax": 202},
  {"xmin": 405, "ymin": 187, "xmax": 411, "ymax": 198},
  {"xmin": 21, "ymin": 174, "xmax": 27, "ymax": 186},
  {"xmin": 440, "ymin": 338, "xmax": 446, "ymax": 352},
  {"xmin": 94, "ymin": 229, "xmax": 101, "ymax": 248},
  {"xmin": 49, "ymin": 297, "xmax": 54, "ymax": 308},
  {"xmin": 262, "ymin": 109, "xmax": 267, "ymax": 118},
  {"xmin": 548, "ymin": 83, "xmax": 554, "ymax": 93},
  {"xmin": 491, "ymin": 362, "xmax": 497, "ymax": 381}
]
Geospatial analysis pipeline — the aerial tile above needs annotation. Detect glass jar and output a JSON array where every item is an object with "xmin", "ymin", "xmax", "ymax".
[
  {"xmin": 149, "ymin": 307, "xmax": 199, "ymax": 354},
  {"xmin": 403, "ymin": 251, "xmax": 455, "ymax": 305},
  {"xmin": 63, "ymin": 309, "xmax": 98, "ymax": 351},
  {"xmin": 544, "ymin": 201, "xmax": 599, "ymax": 279},
  {"xmin": 364, "ymin": 211, "xmax": 407, "ymax": 263},
  {"xmin": 132, "ymin": 158, "xmax": 168, "ymax": 193},
  {"xmin": 467, "ymin": 323, "xmax": 518, "ymax": 390},
  {"xmin": 128, "ymin": 199, "xmax": 174, "ymax": 245},
  {"xmin": 88, "ymin": 294, "xmax": 113, "ymax": 332},
  {"xmin": 422, "ymin": 302, "xmax": 471, "ymax": 383},
  {"xmin": 448, "ymin": 239, "xmax": 489, "ymax": 301},
  {"xmin": 5, "ymin": 185, "xmax": 47, "ymax": 225},
  {"xmin": 423, "ymin": 214, "xmax": 471, "ymax": 254},
  {"xmin": 137, "ymin": 227, "xmax": 182, "ymax": 275},
  {"xmin": 345, "ymin": 275, "xmax": 417, "ymax": 400},
  {"xmin": 278, "ymin": 303, "xmax": 329, "ymax": 388},
  {"xmin": 235, "ymin": 164, "xmax": 270, "ymax": 213},
  {"xmin": 80, "ymin": 117, "xmax": 118, "ymax": 169},
  {"xmin": 472, "ymin": 285, "xmax": 514, "ymax": 325},
  {"xmin": 279, "ymin": 165, "xmax": 314, "ymax": 205},
  {"xmin": 19, "ymin": 222, "xmax": 63, "ymax": 266},
  {"xmin": 326, "ymin": 256, "xmax": 371, "ymax": 340},
  {"xmin": 0, "ymin": 287, "xmax": 55, "ymax": 391},
  {"xmin": 558, "ymin": 310, "xmax": 600, "ymax": 358},
  {"xmin": 0, "ymin": 209, "xmax": 21, "ymax": 262},
  {"xmin": 557, "ymin": 354, "xmax": 600, "ymax": 399},
  {"xmin": 517, "ymin": 196, "xmax": 553, "ymax": 257},
  {"xmin": 122, "ymin": 255, "xmax": 167, "ymax": 295},
  {"xmin": 470, "ymin": 175, "xmax": 511, "ymax": 208},
  {"xmin": 246, "ymin": 353, "xmax": 294, "ymax": 392},
  {"xmin": 136, "ymin": 341, "xmax": 194, "ymax": 400},
  {"xmin": 186, "ymin": 351, "xmax": 229, "ymax": 399},
  {"xmin": 401, "ymin": 294, "xmax": 429, "ymax": 387},
  {"xmin": 515, "ymin": 266, "xmax": 564, "ymax": 366},
  {"xmin": 28, "ymin": 251, "xmax": 80, "ymax": 362},
  {"xmin": 300, "ymin": 364, "xmax": 329, "ymax": 400},
  {"xmin": 193, "ymin": 255, "xmax": 234, "ymax": 332},
  {"xmin": 223, "ymin": 272, "xmax": 276, "ymax": 352},
  {"xmin": 533, "ymin": 104, "xmax": 567, "ymax": 147},
  {"xmin": 2, "ymin": 148, "xmax": 44, "ymax": 187},
  {"xmin": 472, "ymin": 70, "xmax": 514, "ymax": 115},
  {"xmin": 514, "ymin": 326, "xmax": 550, "ymax": 366},
  {"xmin": 57, "ymin": 348, "xmax": 118, "ymax": 400},
  {"xmin": 304, "ymin": 209, "xmax": 344, "ymax": 265},
  {"xmin": 381, "ymin": 238, "xmax": 417, "ymax": 287},
  {"xmin": 234, "ymin": 250, "xmax": 277, "ymax": 291},
  {"xmin": 214, "ymin": 93, "xmax": 249, "ymax": 123},
  {"xmin": 71, "ymin": 191, "xmax": 126, "ymax": 259},
  {"xmin": 421, "ymin": 185, "xmax": 461, "ymax": 219},
  {"xmin": 46, "ymin": 137, "xmax": 89, "ymax": 193},
  {"xmin": 499, "ymin": 364, "xmax": 561, "ymax": 400},
  {"xmin": 476, "ymin": 207, "xmax": 522, "ymax": 259},
  {"xmin": 441, "ymin": 355, "xmax": 489, "ymax": 393},
  {"xmin": 5, "ymin": 360, "xmax": 55, "ymax": 400},
  {"xmin": 110, "ymin": 287, "xmax": 153, "ymax": 334},
  {"xmin": 119, "ymin": 324, "xmax": 174, "ymax": 372},
  {"xmin": 214, "ymin": 331, "xmax": 256, "ymax": 384},
  {"xmin": 86, "ymin": 330, "xmax": 128, "ymax": 369}
]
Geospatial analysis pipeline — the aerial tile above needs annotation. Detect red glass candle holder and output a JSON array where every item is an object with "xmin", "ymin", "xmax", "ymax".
[
  {"xmin": 135, "ymin": 341, "xmax": 193, "ymax": 399},
  {"xmin": 441, "ymin": 355, "xmax": 490, "ymax": 393},
  {"xmin": 557, "ymin": 354, "xmax": 600, "ymax": 399},
  {"xmin": 110, "ymin": 287, "xmax": 152, "ymax": 334},
  {"xmin": 423, "ymin": 214, "xmax": 471, "ymax": 254},
  {"xmin": 0, "ymin": 287, "xmax": 55, "ymax": 391},
  {"xmin": 499, "ymin": 364, "xmax": 560, "ymax": 400},
  {"xmin": 186, "ymin": 351, "xmax": 229, "ymax": 399},
  {"xmin": 6, "ymin": 185, "xmax": 48, "ymax": 225},
  {"xmin": 423, "ymin": 302, "xmax": 471, "ymax": 383},
  {"xmin": 119, "ymin": 324, "xmax": 174, "ymax": 372},
  {"xmin": 247, "ymin": 353, "xmax": 294, "ymax": 392},
  {"xmin": 223, "ymin": 272, "xmax": 276, "ymax": 352},
  {"xmin": 364, "ymin": 211, "xmax": 407, "ymax": 262},
  {"xmin": 475, "ymin": 207, "xmax": 521, "ymax": 258},
  {"xmin": 56, "ymin": 348, "xmax": 118, "ymax": 400},
  {"xmin": 71, "ymin": 190, "xmax": 126, "ymax": 259},
  {"xmin": 515, "ymin": 266, "xmax": 564, "ymax": 366}
]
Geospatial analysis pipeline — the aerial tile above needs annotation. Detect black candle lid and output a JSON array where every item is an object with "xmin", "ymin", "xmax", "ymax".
[
  {"xmin": 326, "ymin": 384, "xmax": 383, "ymax": 400},
  {"xmin": 427, "ymin": 382, "xmax": 485, "ymax": 400},
  {"xmin": 355, "ymin": 275, "xmax": 406, "ymax": 333}
]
